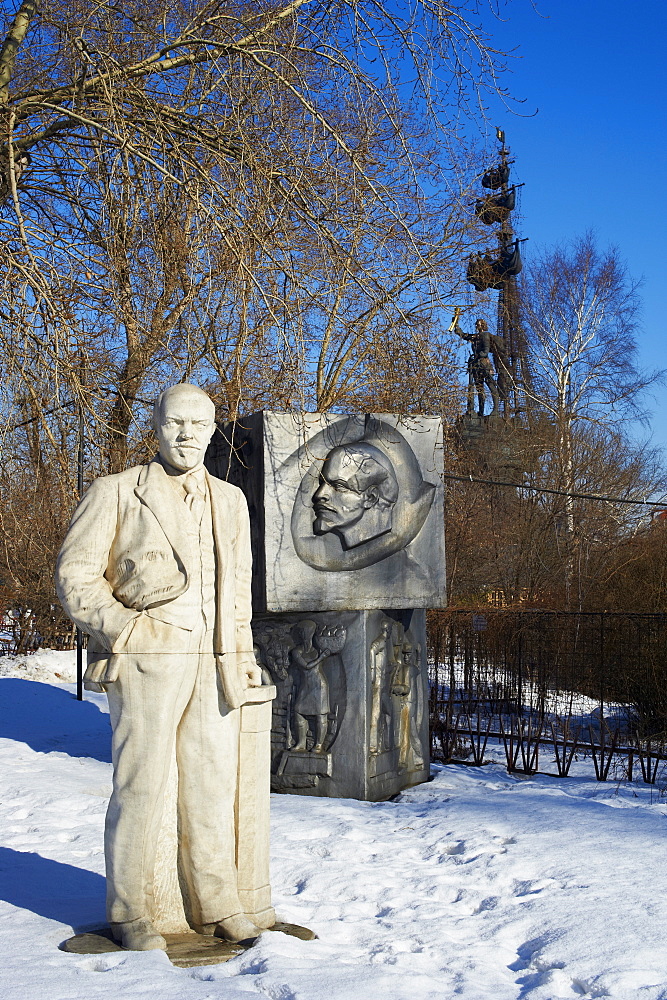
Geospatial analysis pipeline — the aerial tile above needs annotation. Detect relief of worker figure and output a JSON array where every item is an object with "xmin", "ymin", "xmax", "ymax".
[
  {"xmin": 290, "ymin": 620, "xmax": 330, "ymax": 753},
  {"xmin": 392, "ymin": 640, "xmax": 425, "ymax": 772},
  {"xmin": 55, "ymin": 383, "xmax": 263, "ymax": 952},
  {"xmin": 452, "ymin": 314, "xmax": 500, "ymax": 417},
  {"xmin": 369, "ymin": 618, "xmax": 395, "ymax": 754},
  {"xmin": 252, "ymin": 621, "xmax": 296, "ymax": 751}
]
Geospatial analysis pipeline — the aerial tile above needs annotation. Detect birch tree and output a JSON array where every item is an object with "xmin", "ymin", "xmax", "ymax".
[{"xmin": 519, "ymin": 233, "xmax": 663, "ymax": 606}]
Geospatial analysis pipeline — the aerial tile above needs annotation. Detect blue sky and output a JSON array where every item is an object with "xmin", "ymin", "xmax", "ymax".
[{"xmin": 472, "ymin": 0, "xmax": 666, "ymax": 450}]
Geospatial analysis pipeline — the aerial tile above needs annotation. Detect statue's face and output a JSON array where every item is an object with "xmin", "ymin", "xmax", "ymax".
[
  {"xmin": 156, "ymin": 390, "xmax": 216, "ymax": 472},
  {"xmin": 312, "ymin": 451, "xmax": 374, "ymax": 533}
]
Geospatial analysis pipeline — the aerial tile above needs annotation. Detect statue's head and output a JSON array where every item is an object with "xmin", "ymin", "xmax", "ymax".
[
  {"xmin": 152, "ymin": 383, "xmax": 216, "ymax": 473},
  {"xmin": 475, "ymin": 318, "xmax": 489, "ymax": 333},
  {"xmin": 312, "ymin": 442, "xmax": 399, "ymax": 549},
  {"xmin": 292, "ymin": 619, "xmax": 317, "ymax": 645}
]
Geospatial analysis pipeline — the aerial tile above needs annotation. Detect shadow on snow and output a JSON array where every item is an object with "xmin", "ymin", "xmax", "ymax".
[
  {"xmin": 0, "ymin": 678, "xmax": 112, "ymax": 762},
  {"xmin": 0, "ymin": 846, "xmax": 106, "ymax": 930}
]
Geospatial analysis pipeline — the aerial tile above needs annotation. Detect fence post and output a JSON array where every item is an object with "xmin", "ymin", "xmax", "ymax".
[{"xmin": 76, "ymin": 403, "xmax": 84, "ymax": 702}]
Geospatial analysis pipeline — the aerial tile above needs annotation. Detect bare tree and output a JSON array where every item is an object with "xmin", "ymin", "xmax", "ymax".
[
  {"xmin": 444, "ymin": 423, "xmax": 667, "ymax": 611},
  {"xmin": 518, "ymin": 233, "xmax": 664, "ymax": 606},
  {"xmin": 0, "ymin": 1, "xmax": 514, "ymax": 646},
  {"xmin": 0, "ymin": 2, "xmax": 509, "ymax": 449}
]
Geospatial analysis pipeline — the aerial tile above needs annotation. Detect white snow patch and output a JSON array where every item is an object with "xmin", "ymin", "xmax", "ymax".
[
  {"xmin": 1, "ymin": 672, "xmax": 667, "ymax": 1000},
  {"xmin": 0, "ymin": 648, "xmax": 78, "ymax": 684}
]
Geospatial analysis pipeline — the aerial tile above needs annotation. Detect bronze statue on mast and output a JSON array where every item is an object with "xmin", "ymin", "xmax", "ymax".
[
  {"xmin": 450, "ymin": 308, "xmax": 514, "ymax": 418},
  {"xmin": 450, "ymin": 311, "xmax": 499, "ymax": 417}
]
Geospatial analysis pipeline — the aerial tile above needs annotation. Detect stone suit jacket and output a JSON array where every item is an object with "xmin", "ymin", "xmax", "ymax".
[{"xmin": 55, "ymin": 459, "xmax": 255, "ymax": 700}]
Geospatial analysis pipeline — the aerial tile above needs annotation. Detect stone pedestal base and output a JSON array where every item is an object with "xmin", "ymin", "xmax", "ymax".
[
  {"xmin": 61, "ymin": 921, "xmax": 316, "ymax": 968},
  {"xmin": 61, "ymin": 928, "xmax": 246, "ymax": 967},
  {"xmin": 253, "ymin": 609, "xmax": 429, "ymax": 801}
]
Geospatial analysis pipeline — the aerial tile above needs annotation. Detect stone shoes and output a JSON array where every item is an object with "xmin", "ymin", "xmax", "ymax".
[
  {"xmin": 110, "ymin": 918, "xmax": 167, "ymax": 951},
  {"xmin": 111, "ymin": 913, "xmax": 263, "ymax": 951},
  {"xmin": 193, "ymin": 913, "xmax": 263, "ymax": 943}
]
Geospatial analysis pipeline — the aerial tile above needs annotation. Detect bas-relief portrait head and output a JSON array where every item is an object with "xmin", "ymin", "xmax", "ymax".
[
  {"xmin": 312, "ymin": 443, "xmax": 399, "ymax": 550},
  {"xmin": 290, "ymin": 419, "xmax": 440, "ymax": 576}
]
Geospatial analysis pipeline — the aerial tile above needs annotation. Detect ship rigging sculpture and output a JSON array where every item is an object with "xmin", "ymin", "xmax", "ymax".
[{"xmin": 455, "ymin": 130, "xmax": 533, "ymax": 428}]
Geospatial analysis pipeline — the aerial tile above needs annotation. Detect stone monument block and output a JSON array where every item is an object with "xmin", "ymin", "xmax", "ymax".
[
  {"xmin": 205, "ymin": 411, "xmax": 444, "ymax": 801},
  {"xmin": 206, "ymin": 411, "xmax": 446, "ymax": 613}
]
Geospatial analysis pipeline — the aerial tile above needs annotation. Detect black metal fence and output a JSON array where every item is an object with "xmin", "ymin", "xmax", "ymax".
[
  {"xmin": 1, "ymin": 611, "xmax": 75, "ymax": 656},
  {"xmin": 428, "ymin": 610, "xmax": 667, "ymax": 784}
]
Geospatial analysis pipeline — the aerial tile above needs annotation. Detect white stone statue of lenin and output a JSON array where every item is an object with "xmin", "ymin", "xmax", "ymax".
[{"xmin": 55, "ymin": 383, "xmax": 263, "ymax": 951}]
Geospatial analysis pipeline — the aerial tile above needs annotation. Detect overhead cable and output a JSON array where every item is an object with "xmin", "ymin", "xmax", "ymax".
[{"xmin": 443, "ymin": 472, "xmax": 667, "ymax": 508}]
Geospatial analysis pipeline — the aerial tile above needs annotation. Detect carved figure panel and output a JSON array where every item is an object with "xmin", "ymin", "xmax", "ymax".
[
  {"xmin": 252, "ymin": 614, "xmax": 348, "ymax": 788},
  {"xmin": 253, "ymin": 608, "xmax": 429, "ymax": 800},
  {"xmin": 368, "ymin": 613, "xmax": 426, "ymax": 774}
]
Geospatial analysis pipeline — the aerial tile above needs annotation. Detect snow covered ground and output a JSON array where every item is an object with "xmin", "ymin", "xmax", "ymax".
[{"xmin": 1, "ymin": 651, "xmax": 667, "ymax": 1000}]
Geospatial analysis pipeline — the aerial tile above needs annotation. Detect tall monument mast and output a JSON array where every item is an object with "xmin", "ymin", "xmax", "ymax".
[
  {"xmin": 453, "ymin": 130, "xmax": 538, "ymax": 465},
  {"xmin": 492, "ymin": 129, "xmax": 531, "ymax": 418}
]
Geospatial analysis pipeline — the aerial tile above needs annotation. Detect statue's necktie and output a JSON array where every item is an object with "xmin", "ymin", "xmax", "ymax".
[{"xmin": 183, "ymin": 474, "xmax": 206, "ymax": 523}]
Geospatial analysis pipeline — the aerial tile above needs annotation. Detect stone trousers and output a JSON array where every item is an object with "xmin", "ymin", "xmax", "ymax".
[{"xmin": 105, "ymin": 616, "xmax": 241, "ymax": 925}]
